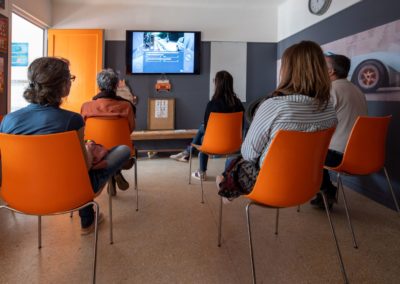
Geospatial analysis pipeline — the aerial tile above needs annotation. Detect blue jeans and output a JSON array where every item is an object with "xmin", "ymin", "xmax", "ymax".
[
  {"xmin": 186, "ymin": 123, "xmax": 208, "ymax": 173},
  {"xmin": 79, "ymin": 145, "xmax": 131, "ymax": 228}
]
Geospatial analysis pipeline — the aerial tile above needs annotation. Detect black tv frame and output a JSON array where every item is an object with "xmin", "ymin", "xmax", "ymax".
[{"xmin": 126, "ymin": 30, "xmax": 201, "ymax": 75}]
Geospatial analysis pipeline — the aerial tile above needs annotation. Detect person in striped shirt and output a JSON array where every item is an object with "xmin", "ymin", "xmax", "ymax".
[{"xmin": 217, "ymin": 40, "xmax": 338, "ymax": 202}]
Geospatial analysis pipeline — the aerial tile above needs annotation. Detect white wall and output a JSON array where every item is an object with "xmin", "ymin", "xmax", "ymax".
[
  {"xmin": 12, "ymin": 0, "xmax": 52, "ymax": 26},
  {"xmin": 277, "ymin": 0, "xmax": 362, "ymax": 41},
  {"xmin": 51, "ymin": 1, "xmax": 278, "ymax": 42}
]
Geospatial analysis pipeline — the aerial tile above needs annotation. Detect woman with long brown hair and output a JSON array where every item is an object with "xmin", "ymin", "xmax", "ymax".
[
  {"xmin": 218, "ymin": 41, "xmax": 338, "ymax": 201},
  {"xmin": 170, "ymin": 70, "xmax": 244, "ymax": 180}
]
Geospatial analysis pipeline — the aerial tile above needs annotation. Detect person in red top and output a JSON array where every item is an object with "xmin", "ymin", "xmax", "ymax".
[{"xmin": 81, "ymin": 69, "xmax": 136, "ymax": 191}]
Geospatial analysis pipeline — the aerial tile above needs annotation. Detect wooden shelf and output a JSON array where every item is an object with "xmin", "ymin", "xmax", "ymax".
[{"xmin": 131, "ymin": 129, "xmax": 197, "ymax": 141}]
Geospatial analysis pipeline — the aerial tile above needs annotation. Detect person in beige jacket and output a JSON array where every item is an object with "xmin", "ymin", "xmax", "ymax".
[{"xmin": 311, "ymin": 53, "xmax": 368, "ymax": 209}]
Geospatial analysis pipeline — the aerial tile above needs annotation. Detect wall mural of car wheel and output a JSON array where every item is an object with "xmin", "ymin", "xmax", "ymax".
[
  {"xmin": 320, "ymin": 19, "xmax": 400, "ymax": 101},
  {"xmin": 351, "ymin": 60, "xmax": 388, "ymax": 93}
]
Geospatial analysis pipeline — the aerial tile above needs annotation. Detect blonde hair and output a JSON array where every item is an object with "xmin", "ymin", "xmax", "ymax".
[{"xmin": 274, "ymin": 41, "xmax": 331, "ymax": 109}]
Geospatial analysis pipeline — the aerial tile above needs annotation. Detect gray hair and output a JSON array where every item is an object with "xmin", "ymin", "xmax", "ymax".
[{"xmin": 97, "ymin": 68, "xmax": 119, "ymax": 92}]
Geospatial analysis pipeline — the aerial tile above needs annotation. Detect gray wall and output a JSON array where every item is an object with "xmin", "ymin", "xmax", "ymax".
[
  {"xmin": 105, "ymin": 41, "xmax": 277, "ymax": 130},
  {"xmin": 277, "ymin": 0, "xmax": 400, "ymax": 209}
]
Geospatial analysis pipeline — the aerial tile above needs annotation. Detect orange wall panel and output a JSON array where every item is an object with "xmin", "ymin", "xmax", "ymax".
[{"xmin": 48, "ymin": 29, "xmax": 103, "ymax": 113}]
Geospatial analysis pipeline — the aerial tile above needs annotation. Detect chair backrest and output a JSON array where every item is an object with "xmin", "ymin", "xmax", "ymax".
[
  {"xmin": 84, "ymin": 117, "xmax": 133, "ymax": 153},
  {"xmin": 335, "ymin": 115, "xmax": 391, "ymax": 175},
  {"xmin": 247, "ymin": 128, "xmax": 335, "ymax": 207},
  {"xmin": 0, "ymin": 131, "xmax": 94, "ymax": 215},
  {"xmin": 201, "ymin": 112, "xmax": 243, "ymax": 154}
]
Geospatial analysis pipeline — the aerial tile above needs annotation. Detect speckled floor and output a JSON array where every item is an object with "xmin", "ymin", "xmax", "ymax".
[{"xmin": 0, "ymin": 158, "xmax": 399, "ymax": 284}]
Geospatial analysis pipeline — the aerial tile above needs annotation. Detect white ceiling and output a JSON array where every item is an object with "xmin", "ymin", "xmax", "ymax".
[{"xmin": 51, "ymin": 0, "xmax": 287, "ymax": 7}]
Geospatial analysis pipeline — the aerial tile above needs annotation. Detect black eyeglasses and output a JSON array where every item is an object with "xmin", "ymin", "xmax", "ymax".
[{"xmin": 70, "ymin": 75, "xmax": 76, "ymax": 82}]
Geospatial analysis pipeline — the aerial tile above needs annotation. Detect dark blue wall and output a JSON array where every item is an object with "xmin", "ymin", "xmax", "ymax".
[
  {"xmin": 277, "ymin": 0, "xmax": 400, "ymax": 209},
  {"xmin": 105, "ymin": 41, "xmax": 277, "ymax": 130}
]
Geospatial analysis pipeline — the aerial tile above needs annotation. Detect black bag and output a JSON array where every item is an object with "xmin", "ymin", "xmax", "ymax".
[{"xmin": 218, "ymin": 156, "xmax": 259, "ymax": 199}]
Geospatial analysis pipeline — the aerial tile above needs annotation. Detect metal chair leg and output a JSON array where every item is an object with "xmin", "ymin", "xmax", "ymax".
[
  {"xmin": 321, "ymin": 192, "xmax": 349, "ymax": 284},
  {"xmin": 246, "ymin": 202, "xmax": 256, "ymax": 284},
  {"xmin": 337, "ymin": 174, "xmax": 358, "ymax": 249},
  {"xmin": 275, "ymin": 208, "xmax": 279, "ymax": 235},
  {"xmin": 383, "ymin": 167, "xmax": 400, "ymax": 214},
  {"xmin": 188, "ymin": 146, "xmax": 193, "ymax": 184},
  {"xmin": 108, "ymin": 180, "xmax": 114, "ymax": 245},
  {"xmin": 38, "ymin": 216, "xmax": 42, "ymax": 249},
  {"xmin": 218, "ymin": 196, "xmax": 223, "ymax": 247},
  {"xmin": 92, "ymin": 202, "xmax": 100, "ymax": 284},
  {"xmin": 134, "ymin": 155, "xmax": 139, "ymax": 212},
  {"xmin": 200, "ymin": 171, "xmax": 204, "ymax": 204}
]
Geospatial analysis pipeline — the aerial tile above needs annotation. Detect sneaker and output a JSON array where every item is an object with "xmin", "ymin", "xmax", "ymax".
[
  {"xmin": 81, "ymin": 213, "xmax": 105, "ymax": 235},
  {"xmin": 170, "ymin": 151, "xmax": 188, "ymax": 161},
  {"xmin": 222, "ymin": 197, "xmax": 234, "ymax": 204},
  {"xmin": 114, "ymin": 171, "xmax": 129, "ymax": 191},
  {"xmin": 147, "ymin": 151, "xmax": 158, "ymax": 159},
  {"xmin": 177, "ymin": 154, "xmax": 189, "ymax": 162},
  {"xmin": 216, "ymin": 175, "xmax": 224, "ymax": 189},
  {"xmin": 192, "ymin": 170, "xmax": 206, "ymax": 181}
]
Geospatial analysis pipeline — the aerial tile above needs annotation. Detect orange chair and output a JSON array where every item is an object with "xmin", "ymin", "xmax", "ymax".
[
  {"xmin": 325, "ymin": 116, "xmax": 399, "ymax": 249},
  {"xmin": 218, "ymin": 128, "xmax": 348, "ymax": 283},
  {"xmin": 84, "ymin": 117, "xmax": 138, "ymax": 243},
  {"xmin": 188, "ymin": 112, "xmax": 243, "ymax": 203},
  {"xmin": 0, "ymin": 131, "xmax": 100, "ymax": 284}
]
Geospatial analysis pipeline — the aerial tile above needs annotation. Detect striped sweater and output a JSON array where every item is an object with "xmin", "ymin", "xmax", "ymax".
[{"xmin": 241, "ymin": 94, "xmax": 338, "ymax": 167}]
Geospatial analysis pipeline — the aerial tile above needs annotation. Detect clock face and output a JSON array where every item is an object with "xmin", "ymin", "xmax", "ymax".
[{"xmin": 308, "ymin": 0, "xmax": 332, "ymax": 15}]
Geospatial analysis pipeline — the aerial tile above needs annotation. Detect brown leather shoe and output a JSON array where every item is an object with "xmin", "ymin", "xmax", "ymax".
[{"xmin": 114, "ymin": 172, "xmax": 129, "ymax": 191}]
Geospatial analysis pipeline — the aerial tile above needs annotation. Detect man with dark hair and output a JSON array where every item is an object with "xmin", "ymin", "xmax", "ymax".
[{"xmin": 311, "ymin": 53, "xmax": 368, "ymax": 209}]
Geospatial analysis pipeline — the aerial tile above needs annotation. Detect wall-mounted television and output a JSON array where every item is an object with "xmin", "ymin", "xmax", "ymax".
[{"xmin": 126, "ymin": 30, "xmax": 201, "ymax": 75}]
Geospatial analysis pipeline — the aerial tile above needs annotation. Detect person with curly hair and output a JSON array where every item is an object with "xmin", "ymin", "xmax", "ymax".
[{"xmin": 0, "ymin": 57, "xmax": 131, "ymax": 234}]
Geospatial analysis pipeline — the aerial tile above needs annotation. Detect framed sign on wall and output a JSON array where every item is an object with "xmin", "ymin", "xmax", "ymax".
[
  {"xmin": 148, "ymin": 98, "xmax": 175, "ymax": 130},
  {"xmin": 0, "ymin": 13, "xmax": 7, "ymax": 108}
]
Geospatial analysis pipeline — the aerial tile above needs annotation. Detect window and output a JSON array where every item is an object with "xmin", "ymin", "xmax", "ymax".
[{"xmin": 11, "ymin": 13, "xmax": 44, "ymax": 112}]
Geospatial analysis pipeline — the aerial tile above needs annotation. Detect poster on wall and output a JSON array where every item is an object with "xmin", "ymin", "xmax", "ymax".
[
  {"xmin": 276, "ymin": 19, "xmax": 400, "ymax": 102},
  {"xmin": 0, "ymin": 0, "xmax": 4, "ymax": 10},
  {"xmin": 322, "ymin": 19, "xmax": 400, "ymax": 101},
  {"xmin": 12, "ymin": 42, "xmax": 29, "ymax": 66},
  {"xmin": 0, "ymin": 53, "xmax": 6, "ymax": 102},
  {"xmin": 0, "ymin": 14, "xmax": 8, "ymax": 53}
]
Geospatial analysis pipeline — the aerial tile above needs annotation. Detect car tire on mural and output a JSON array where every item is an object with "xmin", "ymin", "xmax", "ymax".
[{"xmin": 351, "ymin": 59, "xmax": 388, "ymax": 93}]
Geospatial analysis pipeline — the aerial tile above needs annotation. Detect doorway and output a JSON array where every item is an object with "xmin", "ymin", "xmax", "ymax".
[{"xmin": 10, "ymin": 13, "xmax": 44, "ymax": 112}]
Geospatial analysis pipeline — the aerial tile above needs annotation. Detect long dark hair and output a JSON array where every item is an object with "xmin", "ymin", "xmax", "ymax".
[
  {"xmin": 212, "ymin": 70, "xmax": 238, "ymax": 107},
  {"xmin": 23, "ymin": 57, "xmax": 71, "ymax": 107},
  {"xmin": 273, "ymin": 41, "xmax": 331, "ymax": 110}
]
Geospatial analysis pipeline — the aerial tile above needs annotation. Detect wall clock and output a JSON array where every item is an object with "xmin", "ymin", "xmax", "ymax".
[{"xmin": 308, "ymin": 0, "xmax": 332, "ymax": 15}]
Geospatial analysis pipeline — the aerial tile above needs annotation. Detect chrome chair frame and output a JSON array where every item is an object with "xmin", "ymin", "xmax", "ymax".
[
  {"xmin": 241, "ymin": 192, "xmax": 348, "ymax": 284},
  {"xmin": 0, "ymin": 201, "xmax": 100, "ymax": 284},
  {"xmin": 334, "ymin": 166, "xmax": 399, "ymax": 249}
]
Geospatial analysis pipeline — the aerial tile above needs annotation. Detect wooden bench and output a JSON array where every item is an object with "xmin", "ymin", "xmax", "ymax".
[{"xmin": 131, "ymin": 129, "xmax": 197, "ymax": 154}]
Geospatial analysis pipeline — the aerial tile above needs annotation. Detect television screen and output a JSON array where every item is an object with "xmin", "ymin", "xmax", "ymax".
[{"xmin": 126, "ymin": 31, "xmax": 201, "ymax": 74}]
